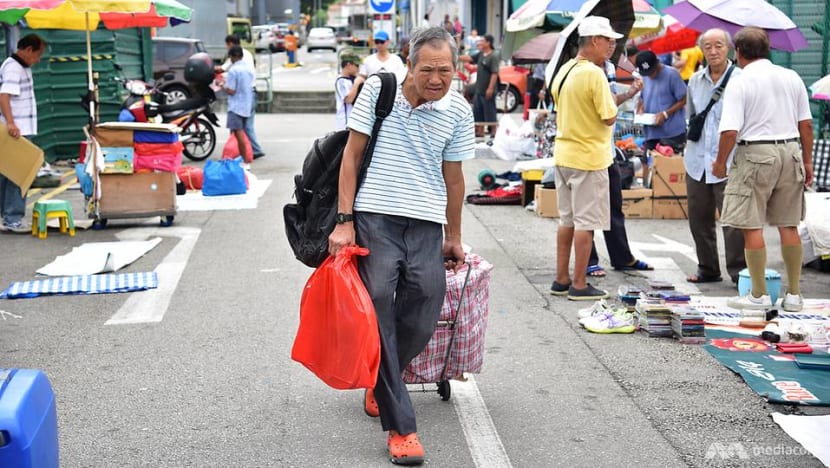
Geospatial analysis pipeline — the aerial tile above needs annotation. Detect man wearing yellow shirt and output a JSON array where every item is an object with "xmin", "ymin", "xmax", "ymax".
[
  {"xmin": 673, "ymin": 46, "xmax": 704, "ymax": 82},
  {"xmin": 549, "ymin": 16, "xmax": 620, "ymax": 301}
]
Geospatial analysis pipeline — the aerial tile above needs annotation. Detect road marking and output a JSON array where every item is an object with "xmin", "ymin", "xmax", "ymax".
[
  {"xmin": 105, "ymin": 226, "xmax": 201, "ymax": 325},
  {"xmin": 628, "ymin": 234, "xmax": 700, "ymax": 294},
  {"xmin": 26, "ymin": 175, "xmax": 78, "ymax": 209},
  {"xmin": 0, "ymin": 310, "xmax": 22, "ymax": 320},
  {"xmin": 452, "ymin": 376, "xmax": 513, "ymax": 468},
  {"xmin": 309, "ymin": 67, "xmax": 330, "ymax": 75}
]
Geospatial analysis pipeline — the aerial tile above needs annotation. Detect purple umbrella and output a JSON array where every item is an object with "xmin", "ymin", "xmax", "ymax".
[{"xmin": 664, "ymin": 0, "xmax": 808, "ymax": 52}]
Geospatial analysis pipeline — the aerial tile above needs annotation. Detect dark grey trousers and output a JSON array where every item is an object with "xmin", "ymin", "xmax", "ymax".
[
  {"xmin": 355, "ymin": 211, "xmax": 446, "ymax": 434},
  {"xmin": 686, "ymin": 173, "xmax": 746, "ymax": 281}
]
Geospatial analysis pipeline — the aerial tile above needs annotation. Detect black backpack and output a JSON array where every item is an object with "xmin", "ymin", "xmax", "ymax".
[{"xmin": 284, "ymin": 72, "xmax": 397, "ymax": 268}]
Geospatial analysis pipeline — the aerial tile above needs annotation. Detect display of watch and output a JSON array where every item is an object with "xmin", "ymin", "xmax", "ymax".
[{"xmin": 335, "ymin": 213, "xmax": 354, "ymax": 224}]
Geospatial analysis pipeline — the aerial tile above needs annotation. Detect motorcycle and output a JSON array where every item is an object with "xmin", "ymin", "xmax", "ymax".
[{"xmin": 115, "ymin": 67, "xmax": 220, "ymax": 162}]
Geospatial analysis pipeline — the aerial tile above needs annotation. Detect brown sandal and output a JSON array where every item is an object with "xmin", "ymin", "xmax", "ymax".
[{"xmin": 388, "ymin": 431, "xmax": 424, "ymax": 465}]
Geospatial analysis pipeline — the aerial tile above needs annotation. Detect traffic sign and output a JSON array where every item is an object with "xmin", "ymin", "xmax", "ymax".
[{"xmin": 369, "ymin": 0, "xmax": 394, "ymax": 14}]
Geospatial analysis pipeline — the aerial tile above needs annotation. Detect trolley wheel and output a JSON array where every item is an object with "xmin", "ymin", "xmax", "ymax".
[
  {"xmin": 92, "ymin": 218, "xmax": 108, "ymax": 230},
  {"xmin": 437, "ymin": 380, "xmax": 451, "ymax": 401},
  {"xmin": 478, "ymin": 169, "xmax": 498, "ymax": 190},
  {"xmin": 160, "ymin": 215, "xmax": 174, "ymax": 227}
]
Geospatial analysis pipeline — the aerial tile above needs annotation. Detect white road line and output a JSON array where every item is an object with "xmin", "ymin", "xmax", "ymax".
[
  {"xmin": 628, "ymin": 234, "xmax": 701, "ymax": 295},
  {"xmin": 451, "ymin": 376, "xmax": 513, "ymax": 468},
  {"xmin": 106, "ymin": 226, "xmax": 201, "ymax": 325}
]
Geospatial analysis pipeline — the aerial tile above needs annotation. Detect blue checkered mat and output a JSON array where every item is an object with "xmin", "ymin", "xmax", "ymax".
[{"xmin": 0, "ymin": 272, "xmax": 158, "ymax": 299}]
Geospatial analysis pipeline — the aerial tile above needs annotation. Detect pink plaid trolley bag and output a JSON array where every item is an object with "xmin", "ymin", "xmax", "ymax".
[{"xmin": 402, "ymin": 253, "xmax": 494, "ymax": 401}]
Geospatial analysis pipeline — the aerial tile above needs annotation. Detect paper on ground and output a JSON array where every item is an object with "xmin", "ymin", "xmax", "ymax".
[
  {"xmin": 771, "ymin": 412, "xmax": 830, "ymax": 467},
  {"xmin": 36, "ymin": 238, "xmax": 162, "ymax": 277},
  {"xmin": 176, "ymin": 173, "xmax": 272, "ymax": 211}
]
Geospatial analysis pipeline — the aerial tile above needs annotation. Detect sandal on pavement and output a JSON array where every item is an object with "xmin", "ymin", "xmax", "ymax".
[
  {"xmin": 388, "ymin": 431, "xmax": 425, "ymax": 466},
  {"xmin": 364, "ymin": 389, "xmax": 379, "ymax": 418},
  {"xmin": 614, "ymin": 259, "xmax": 654, "ymax": 271},
  {"xmin": 586, "ymin": 264, "xmax": 606, "ymax": 277},
  {"xmin": 687, "ymin": 272, "xmax": 723, "ymax": 284}
]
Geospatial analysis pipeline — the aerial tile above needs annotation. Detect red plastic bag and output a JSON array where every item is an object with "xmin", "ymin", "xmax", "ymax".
[
  {"xmin": 176, "ymin": 166, "xmax": 203, "ymax": 190},
  {"xmin": 222, "ymin": 132, "xmax": 253, "ymax": 163},
  {"xmin": 291, "ymin": 246, "xmax": 380, "ymax": 389}
]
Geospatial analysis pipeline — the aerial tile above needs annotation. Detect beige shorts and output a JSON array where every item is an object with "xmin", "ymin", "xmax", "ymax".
[
  {"xmin": 720, "ymin": 142, "xmax": 806, "ymax": 229},
  {"xmin": 555, "ymin": 166, "xmax": 610, "ymax": 231}
]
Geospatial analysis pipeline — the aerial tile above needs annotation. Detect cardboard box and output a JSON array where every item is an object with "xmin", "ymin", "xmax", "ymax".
[
  {"xmin": 98, "ymin": 172, "xmax": 175, "ymax": 218},
  {"xmin": 0, "ymin": 123, "xmax": 44, "ymax": 196},
  {"xmin": 621, "ymin": 188, "xmax": 653, "ymax": 219},
  {"xmin": 534, "ymin": 185, "xmax": 559, "ymax": 218},
  {"xmin": 653, "ymin": 196, "xmax": 689, "ymax": 220},
  {"xmin": 101, "ymin": 147, "xmax": 134, "ymax": 174},
  {"xmin": 651, "ymin": 154, "xmax": 687, "ymax": 197}
]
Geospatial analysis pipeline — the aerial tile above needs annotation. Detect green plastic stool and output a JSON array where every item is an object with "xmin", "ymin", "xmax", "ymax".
[{"xmin": 32, "ymin": 199, "xmax": 75, "ymax": 239}]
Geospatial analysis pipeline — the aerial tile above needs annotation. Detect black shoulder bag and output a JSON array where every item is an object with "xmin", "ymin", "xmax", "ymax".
[{"xmin": 687, "ymin": 65, "xmax": 735, "ymax": 142}]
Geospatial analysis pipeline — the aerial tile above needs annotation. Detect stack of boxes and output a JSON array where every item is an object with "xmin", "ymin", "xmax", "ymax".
[{"xmin": 531, "ymin": 153, "xmax": 689, "ymax": 220}]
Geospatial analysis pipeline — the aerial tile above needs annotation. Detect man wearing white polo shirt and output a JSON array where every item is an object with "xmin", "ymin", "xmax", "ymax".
[
  {"xmin": 328, "ymin": 26, "xmax": 473, "ymax": 466},
  {"xmin": 713, "ymin": 27, "xmax": 814, "ymax": 312}
]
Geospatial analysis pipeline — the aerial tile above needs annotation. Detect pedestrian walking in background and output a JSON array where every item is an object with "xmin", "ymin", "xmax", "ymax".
[
  {"xmin": 328, "ymin": 26, "xmax": 474, "ymax": 465},
  {"xmin": 397, "ymin": 39, "xmax": 410, "ymax": 65},
  {"xmin": 714, "ymin": 27, "xmax": 814, "ymax": 312},
  {"xmin": 461, "ymin": 34, "xmax": 500, "ymax": 137},
  {"xmin": 636, "ymin": 50, "xmax": 688, "ymax": 154},
  {"xmin": 684, "ymin": 28, "xmax": 746, "ymax": 285},
  {"xmin": 549, "ymin": 16, "xmax": 621, "ymax": 301},
  {"xmin": 334, "ymin": 53, "xmax": 360, "ymax": 131},
  {"xmin": 586, "ymin": 35, "xmax": 653, "ymax": 277},
  {"xmin": 220, "ymin": 46, "xmax": 254, "ymax": 163},
  {"xmin": 463, "ymin": 28, "xmax": 480, "ymax": 56},
  {"xmin": 217, "ymin": 35, "xmax": 265, "ymax": 159},
  {"xmin": 356, "ymin": 30, "xmax": 407, "ymax": 85},
  {"xmin": 673, "ymin": 46, "xmax": 704, "ymax": 83},
  {"xmin": 0, "ymin": 33, "xmax": 46, "ymax": 233}
]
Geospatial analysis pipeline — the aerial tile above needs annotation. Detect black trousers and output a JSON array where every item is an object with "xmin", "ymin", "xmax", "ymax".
[
  {"xmin": 589, "ymin": 163, "xmax": 635, "ymax": 269},
  {"xmin": 686, "ymin": 173, "xmax": 746, "ymax": 281},
  {"xmin": 355, "ymin": 212, "xmax": 446, "ymax": 434}
]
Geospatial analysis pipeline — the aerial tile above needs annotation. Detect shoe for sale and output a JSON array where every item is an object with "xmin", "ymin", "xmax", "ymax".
[
  {"xmin": 577, "ymin": 299, "xmax": 610, "ymax": 319},
  {"xmin": 727, "ymin": 293, "xmax": 772, "ymax": 310},
  {"xmin": 567, "ymin": 284, "xmax": 609, "ymax": 301},
  {"xmin": 584, "ymin": 312, "xmax": 635, "ymax": 334},
  {"xmin": 364, "ymin": 388, "xmax": 379, "ymax": 418},
  {"xmin": 388, "ymin": 431, "xmax": 424, "ymax": 466},
  {"xmin": 781, "ymin": 293, "xmax": 804, "ymax": 312}
]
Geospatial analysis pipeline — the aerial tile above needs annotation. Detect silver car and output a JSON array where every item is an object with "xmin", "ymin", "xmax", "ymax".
[{"xmin": 306, "ymin": 27, "xmax": 337, "ymax": 52}]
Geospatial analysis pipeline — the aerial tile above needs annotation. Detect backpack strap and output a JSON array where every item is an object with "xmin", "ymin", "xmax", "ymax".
[{"xmin": 356, "ymin": 72, "xmax": 397, "ymax": 190}]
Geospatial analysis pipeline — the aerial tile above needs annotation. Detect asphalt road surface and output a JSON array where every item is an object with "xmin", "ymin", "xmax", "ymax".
[{"xmin": 1, "ymin": 112, "xmax": 828, "ymax": 467}]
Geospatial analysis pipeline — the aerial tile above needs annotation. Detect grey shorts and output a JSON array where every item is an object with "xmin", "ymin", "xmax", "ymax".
[
  {"xmin": 720, "ymin": 142, "xmax": 806, "ymax": 229},
  {"xmin": 554, "ymin": 166, "xmax": 610, "ymax": 231},
  {"xmin": 227, "ymin": 111, "xmax": 247, "ymax": 130}
]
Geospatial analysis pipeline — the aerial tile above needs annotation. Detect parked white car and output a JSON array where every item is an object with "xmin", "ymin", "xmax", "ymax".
[
  {"xmin": 253, "ymin": 25, "xmax": 282, "ymax": 53},
  {"xmin": 306, "ymin": 27, "xmax": 337, "ymax": 52}
]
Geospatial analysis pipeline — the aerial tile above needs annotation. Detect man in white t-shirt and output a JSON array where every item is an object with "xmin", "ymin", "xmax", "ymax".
[
  {"xmin": 216, "ymin": 35, "xmax": 265, "ymax": 158},
  {"xmin": 356, "ymin": 30, "xmax": 407, "ymax": 85},
  {"xmin": 0, "ymin": 34, "xmax": 46, "ymax": 233},
  {"xmin": 334, "ymin": 53, "xmax": 360, "ymax": 131},
  {"xmin": 713, "ymin": 27, "xmax": 814, "ymax": 312}
]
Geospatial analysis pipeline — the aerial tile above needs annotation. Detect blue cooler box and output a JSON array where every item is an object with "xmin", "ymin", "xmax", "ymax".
[
  {"xmin": 0, "ymin": 369, "xmax": 59, "ymax": 468},
  {"xmin": 737, "ymin": 268, "xmax": 783, "ymax": 305}
]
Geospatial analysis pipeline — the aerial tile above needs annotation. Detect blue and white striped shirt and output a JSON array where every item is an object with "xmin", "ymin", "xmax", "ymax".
[
  {"xmin": 684, "ymin": 62, "xmax": 740, "ymax": 183},
  {"xmin": 348, "ymin": 75, "xmax": 474, "ymax": 225}
]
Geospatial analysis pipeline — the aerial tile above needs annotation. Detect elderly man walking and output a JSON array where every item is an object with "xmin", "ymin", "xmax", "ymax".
[
  {"xmin": 549, "ymin": 16, "xmax": 621, "ymax": 301},
  {"xmin": 685, "ymin": 28, "xmax": 746, "ymax": 284},
  {"xmin": 713, "ymin": 27, "xmax": 814, "ymax": 311},
  {"xmin": 329, "ymin": 26, "xmax": 473, "ymax": 465}
]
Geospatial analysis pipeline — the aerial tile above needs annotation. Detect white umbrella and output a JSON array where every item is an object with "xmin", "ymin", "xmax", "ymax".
[{"xmin": 810, "ymin": 74, "xmax": 830, "ymax": 101}]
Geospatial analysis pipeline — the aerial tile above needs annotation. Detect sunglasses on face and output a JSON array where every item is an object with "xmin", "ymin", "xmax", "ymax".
[{"xmin": 375, "ymin": 40, "xmax": 387, "ymax": 44}]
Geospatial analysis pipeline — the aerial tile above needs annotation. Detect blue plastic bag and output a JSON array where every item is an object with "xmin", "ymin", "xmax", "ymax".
[
  {"xmin": 202, "ymin": 157, "xmax": 247, "ymax": 196},
  {"xmin": 74, "ymin": 163, "xmax": 93, "ymax": 197}
]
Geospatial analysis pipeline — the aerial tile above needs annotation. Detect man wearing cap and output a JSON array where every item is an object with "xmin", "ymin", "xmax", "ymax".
[
  {"xmin": 635, "ymin": 50, "xmax": 687, "ymax": 154},
  {"xmin": 713, "ymin": 27, "xmax": 814, "ymax": 312},
  {"xmin": 356, "ymin": 30, "xmax": 407, "ymax": 85},
  {"xmin": 549, "ymin": 16, "xmax": 621, "ymax": 301},
  {"xmin": 335, "ymin": 52, "xmax": 361, "ymax": 131}
]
